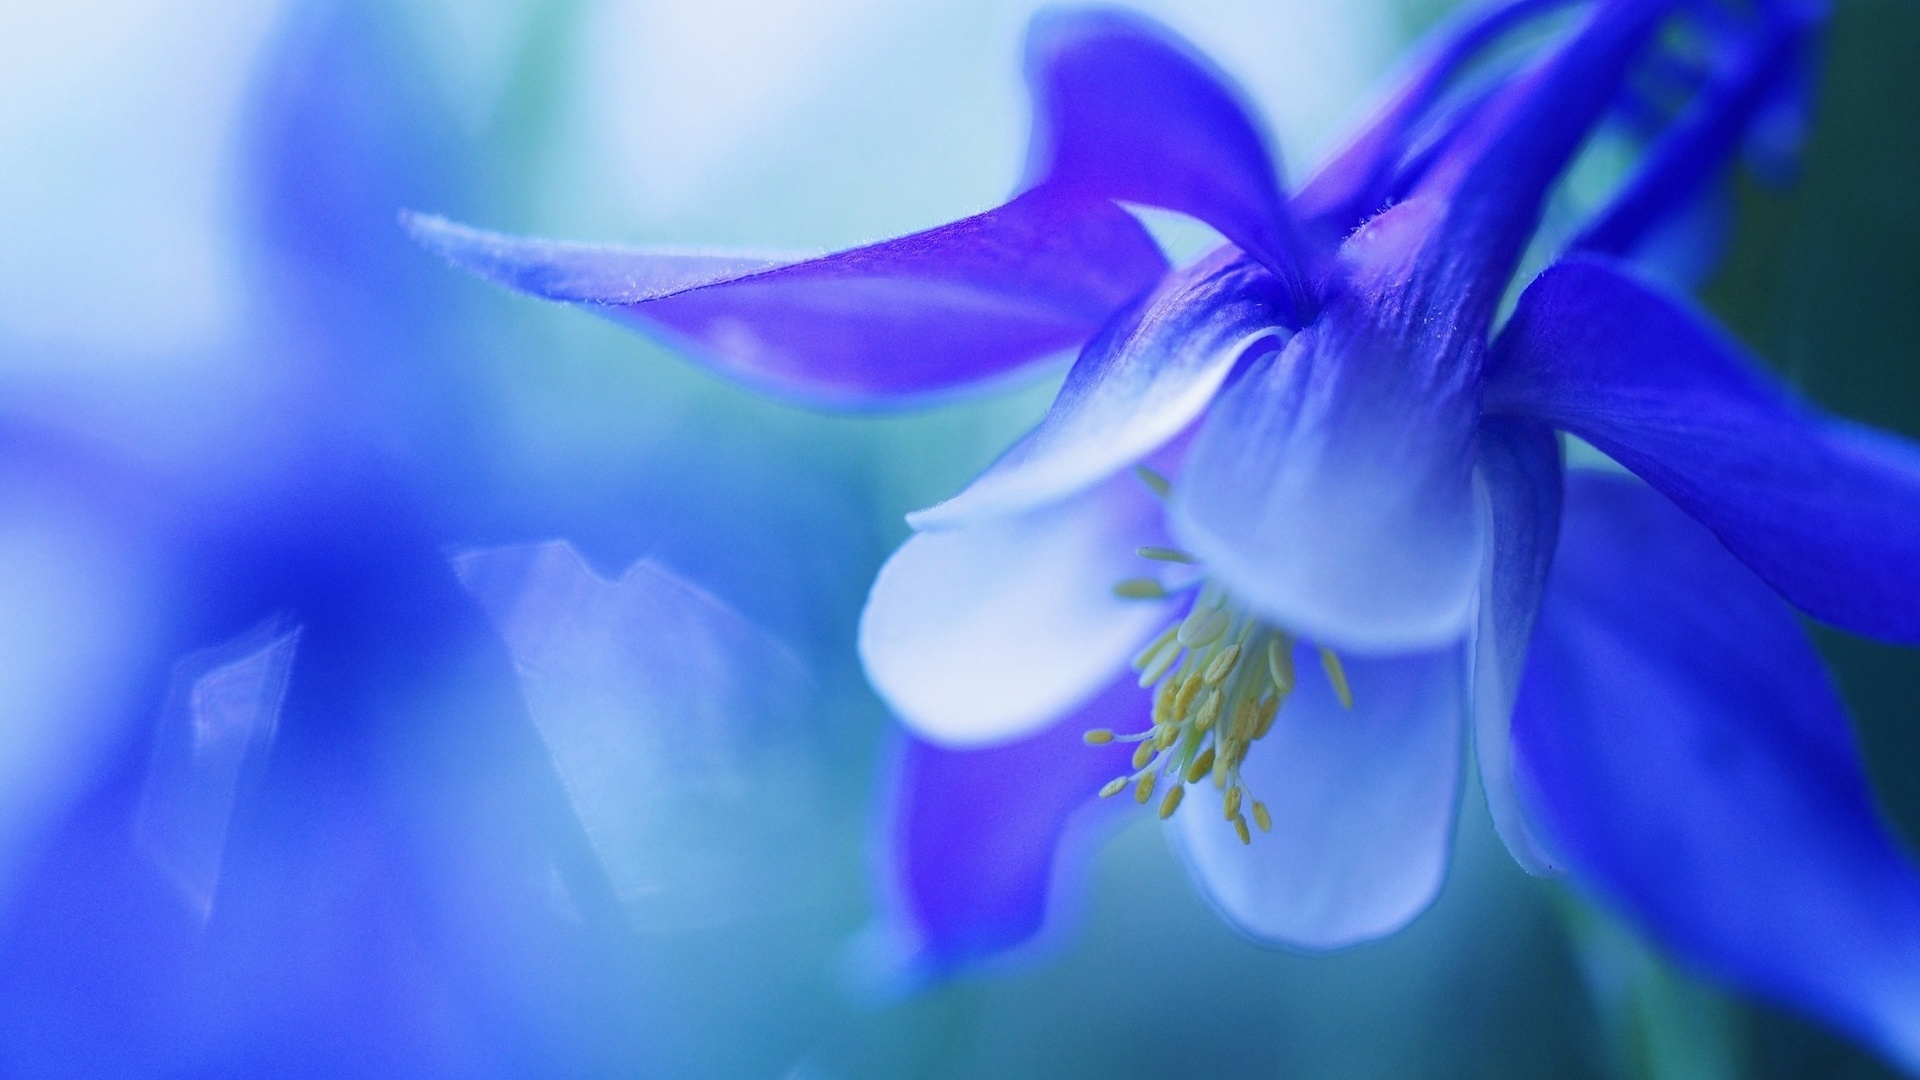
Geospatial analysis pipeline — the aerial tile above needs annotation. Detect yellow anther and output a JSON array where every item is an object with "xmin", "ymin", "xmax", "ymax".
[
  {"xmin": 1173, "ymin": 672, "xmax": 1204, "ymax": 718},
  {"xmin": 1134, "ymin": 774, "xmax": 1157, "ymax": 804},
  {"xmin": 1138, "ymin": 640, "xmax": 1180, "ymax": 687},
  {"xmin": 1229, "ymin": 699, "xmax": 1256, "ymax": 741},
  {"xmin": 1203, "ymin": 643, "xmax": 1241, "ymax": 685},
  {"xmin": 1131, "ymin": 740, "xmax": 1155, "ymax": 770},
  {"xmin": 1131, "ymin": 624, "xmax": 1179, "ymax": 671},
  {"xmin": 1099, "ymin": 777, "xmax": 1128, "ymax": 798},
  {"xmin": 1252, "ymin": 801, "xmax": 1272, "ymax": 832},
  {"xmin": 1194, "ymin": 689, "xmax": 1222, "ymax": 732},
  {"xmin": 1185, "ymin": 747, "xmax": 1216, "ymax": 783},
  {"xmin": 1212, "ymin": 745, "xmax": 1232, "ymax": 788},
  {"xmin": 1152, "ymin": 680, "xmax": 1176, "ymax": 725},
  {"xmin": 1134, "ymin": 464, "xmax": 1173, "ymax": 498},
  {"xmin": 1233, "ymin": 815, "xmax": 1251, "ymax": 845},
  {"xmin": 1158, "ymin": 785, "xmax": 1184, "ymax": 819},
  {"xmin": 1177, "ymin": 607, "xmax": 1228, "ymax": 648},
  {"xmin": 1137, "ymin": 545, "xmax": 1195, "ymax": 564},
  {"xmin": 1083, "ymin": 728, "xmax": 1115, "ymax": 745},
  {"xmin": 1254, "ymin": 696, "xmax": 1280, "ymax": 739},
  {"xmin": 1112, "ymin": 578, "xmax": 1169, "ymax": 600},
  {"xmin": 1267, "ymin": 638, "xmax": 1296, "ymax": 695},
  {"xmin": 1319, "ymin": 647, "xmax": 1354, "ymax": 709},
  {"xmin": 1224, "ymin": 786, "xmax": 1243, "ymax": 822},
  {"xmin": 1154, "ymin": 724, "xmax": 1179, "ymax": 750}
]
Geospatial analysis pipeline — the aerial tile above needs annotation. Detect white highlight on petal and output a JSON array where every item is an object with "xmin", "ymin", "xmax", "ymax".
[
  {"xmin": 134, "ymin": 616, "xmax": 300, "ymax": 922},
  {"xmin": 454, "ymin": 540, "xmax": 820, "ymax": 932}
]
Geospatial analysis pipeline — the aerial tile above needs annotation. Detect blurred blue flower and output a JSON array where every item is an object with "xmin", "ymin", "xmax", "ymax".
[
  {"xmin": 413, "ymin": 0, "xmax": 1920, "ymax": 1071},
  {"xmin": 0, "ymin": 1, "xmax": 878, "ymax": 1075}
]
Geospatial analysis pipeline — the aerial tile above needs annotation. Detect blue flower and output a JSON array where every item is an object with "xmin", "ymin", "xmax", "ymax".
[
  {"xmin": 412, "ymin": 0, "xmax": 1920, "ymax": 1069},
  {"xmin": 0, "ymin": 2, "xmax": 868, "ymax": 1074}
]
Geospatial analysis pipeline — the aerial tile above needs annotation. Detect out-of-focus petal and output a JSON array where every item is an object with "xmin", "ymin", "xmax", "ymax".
[
  {"xmin": 1173, "ymin": 641, "xmax": 1466, "ymax": 949},
  {"xmin": 1406, "ymin": 0, "xmax": 1677, "ymax": 328},
  {"xmin": 909, "ymin": 249, "xmax": 1288, "ymax": 528},
  {"xmin": 1485, "ymin": 256, "xmax": 1920, "ymax": 643},
  {"xmin": 869, "ymin": 672, "xmax": 1142, "ymax": 984},
  {"xmin": 403, "ymin": 187, "xmax": 1167, "ymax": 407},
  {"xmin": 861, "ymin": 468, "xmax": 1178, "ymax": 745},
  {"xmin": 1571, "ymin": 7, "xmax": 1810, "ymax": 258},
  {"xmin": 1293, "ymin": 0, "xmax": 1579, "ymax": 234},
  {"xmin": 1023, "ymin": 7, "xmax": 1312, "ymax": 309},
  {"xmin": 454, "ymin": 541, "xmax": 821, "ymax": 933},
  {"xmin": 1511, "ymin": 473, "xmax": 1920, "ymax": 1072},
  {"xmin": 1171, "ymin": 204, "xmax": 1484, "ymax": 653},
  {"xmin": 1469, "ymin": 418, "xmax": 1562, "ymax": 876},
  {"xmin": 134, "ymin": 617, "xmax": 300, "ymax": 921}
]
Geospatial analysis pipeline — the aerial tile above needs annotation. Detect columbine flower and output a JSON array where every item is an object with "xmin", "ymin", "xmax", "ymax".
[
  {"xmin": 0, "ymin": 3, "xmax": 862, "ymax": 1073},
  {"xmin": 412, "ymin": 0, "xmax": 1920, "ymax": 1067}
]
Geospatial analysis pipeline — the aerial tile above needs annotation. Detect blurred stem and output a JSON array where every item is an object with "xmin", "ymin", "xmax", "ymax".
[{"xmin": 1556, "ymin": 889, "xmax": 1748, "ymax": 1080}]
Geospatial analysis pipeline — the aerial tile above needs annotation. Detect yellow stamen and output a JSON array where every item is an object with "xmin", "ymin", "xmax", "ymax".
[
  {"xmin": 1131, "ymin": 740, "xmax": 1155, "ymax": 770},
  {"xmin": 1173, "ymin": 672, "xmax": 1204, "ymax": 717},
  {"xmin": 1138, "ymin": 640, "xmax": 1180, "ymax": 687},
  {"xmin": 1178, "ymin": 607, "xmax": 1228, "ymax": 648},
  {"xmin": 1158, "ymin": 785, "xmax": 1184, "ymax": 819},
  {"xmin": 1112, "ymin": 578, "xmax": 1168, "ymax": 600},
  {"xmin": 1133, "ymin": 464, "xmax": 1172, "ymax": 499},
  {"xmin": 1228, "ymin": 699, "xmax": 1256, "ymax": 741},
  {"xmin": 1137, "ymin": 545, "xmax": 1195, "ymax": 564},
  {"xmin": 1233, "ymin": 816, "xmax": 1251, "ymax": 845},
  {"xmin": 1083, "ymin": 728, "xmax": 1115, "ymax": 745},
  {"xmin": 1224, "ymin": 786, "xmax": 1242, "ymax": 822},
  {"xmin": 1319, "ymin": 647, "xmax": 1354, "ymax": 709},
  {"xmin": 1252, "ymin": 801, "xmax": 1272, "ymax": 832},
  {"xmin": 1099, "ymin": 777, "xmax": 1128, "ymax": 798},
  {"xmin": 1185, "ymin": 748, "xmax": 1216, "ymax": 783},
  {"xmin": 1134, "ymin": 774, "xmax": 1157, "ymax": 804},
  {"xmin": 1194, "ymin": 689, "xmax": 1222, "ymax": 732},
  {"xmin": 1203, "ymin": 643, "xmax": 1241, "ymax": 685},
  {"xmin": 1267, "ymin": 638, "xmax": 1296, "ymax": 695},
  {"xmin": 1131, "ymin": 624, "xmax": 1178, "ymax": 671},
  {"xmin": 1253, "ymin": 696, "xmax": 1280, "ymax": 739}
]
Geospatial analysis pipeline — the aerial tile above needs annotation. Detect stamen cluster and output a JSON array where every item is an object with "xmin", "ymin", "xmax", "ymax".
[{"xmin": 1085, "ymin": 468, "xmax": 1354, "ymax": 844}]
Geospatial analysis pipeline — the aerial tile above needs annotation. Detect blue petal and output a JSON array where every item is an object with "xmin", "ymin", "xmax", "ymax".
[
  {"xmin": 1511, "ymin": 472, "xmax": 1920, "ymax": 1072},
  {"xmin": 1172, "ymin": 641, "xmax": 1467, "ymax": 949},
  {"xmin": 1294, "ymin": 0, "xmax": 1582, "ymax": 235},
  {"xmin": 1470, "ymin": 418, "xmax": 1563, "ymax": 876},
  {"xmin": 403, "ymin": 186, "xmax": 1167, "ymax": 408},
  {"xmin": 1171, "ymin": 203, "xmax": 1485, "ymax": 653},
  {"xmin": 861, "ymin": 467, "xmax": 1180, "ymax": 745},
  {"xmin": 1406, "ymin": 0, "xmax": 1678, "ymax": 328},
  {"xmin": 872, "ymin": 672, "xmax": 1144, "ymax": 982},
  {"xmin": 1022, "ymin": 8, "xmax": 1313, "ymax": 311},
  {"xmin": 909, "ymin": 249, "xmax": 1289, "ymax": 528},
  {"xmin": 1485, "ymin": 256, "xmax": 1920, "ymax": 643},
  {"xmin": 1572, "ymin": 6, "xmax": 1813, "ymax": 259}
]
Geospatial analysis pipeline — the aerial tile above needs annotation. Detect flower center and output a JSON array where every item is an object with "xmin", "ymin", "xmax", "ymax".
[{"xmin": 1084, "ymin": 466, "xmax": 1354, "ymax": 844}]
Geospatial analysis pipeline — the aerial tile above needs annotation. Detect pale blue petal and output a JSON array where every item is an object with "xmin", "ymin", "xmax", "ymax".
[
  {"xmin": 1171, "ymin": 210, "xmax": 1484, "ymax": 654},
  {"xmin": 909, "ymin": 249, "xmax": 1288, "ymax": 529},
  {"xmin": 1469, "ymin": 418, "xmax": 1563, "ymax": 876},
  {"xmin": 861, "ymin": 467, "xmax": 1179, "ymax": 745},
  {"xmin": 1173, "ymin": 641, "xmax": 1466, "ymax": 949}
]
